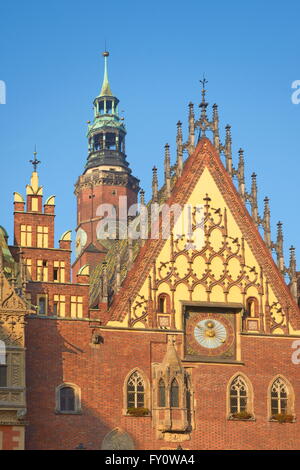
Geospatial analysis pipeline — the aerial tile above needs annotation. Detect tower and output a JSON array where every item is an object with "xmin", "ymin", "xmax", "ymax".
[{"xmin": 73, "ymin": 52, "xmax": 140, "ymax": 276}]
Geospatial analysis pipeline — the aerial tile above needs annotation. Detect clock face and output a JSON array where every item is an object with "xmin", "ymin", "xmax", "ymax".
[
  {"xmin": 185, "ymin": 312, "xmax": 235, "ymax": 359},
  {"xmin": 75, "ymin": 228, "xmax": 87, "ymax": 256},
  {"xmin": 194, "ymin": 319, "xmax": 227, "ymax": 349}
]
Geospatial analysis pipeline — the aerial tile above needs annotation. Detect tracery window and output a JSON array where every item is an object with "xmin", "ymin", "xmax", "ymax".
[
  {"xmin": 170, "ymin": 378, "xmax": 179, "ymax": 408},
  {"xmin": 127, "ymin": 371, "xmax": 145, "ymax": 409},
  {"xmin": 158, "ymin": 378, "xmax": 166, "ymax": 407},
  {"xmin": 229, "ymin": 376, "xmax": 248, "ymax": 414},
  {"xmin": 271, "ymin": 378, "xmax": 288, "ymax": 415}
]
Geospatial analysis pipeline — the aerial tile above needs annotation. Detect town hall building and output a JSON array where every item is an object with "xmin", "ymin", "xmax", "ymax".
[{"xmin": 0, "ymin": 52, "xmax": 300, "ymax": 450}]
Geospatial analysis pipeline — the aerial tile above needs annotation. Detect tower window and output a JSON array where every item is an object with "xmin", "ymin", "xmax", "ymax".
[
  {"xmin": 24, "ymin": 259, "xmax": 32, "ymax": 280},
  {"xmin": 170, "ymin": 379, "xmax": 179, "ymax": 408},
  {"xmin": 20, "ymin": 225, "xmax": 32, "ymax": 247},
  {"xmin": 106, "ymin": 100, "xmax": 112, "ymax": 114},
  {"xmin": 37, "ymin": 226, "xmax": 49, "ymax": 248},
  {"xmin": 94, "ymin": 134, "xmax": 104, "ymax": 151},
  {"xmin": 37, "ymin": 260, "xmax": 48, "ymax": 281},
  {"xmin": 53, "ymin": 295, "xmax": 66, "ymax": 317},
  {"xmin": 98, "ymin": 101, "xmax": 104, "ymax": 115},
  {"xmin": 71, "ymin": 296, "xmax": 83, "ymax": 318},
  {"xmin": 106, "ymin": 132, "xmax": 116, "ymax": 150},
  {"xmin": 53, "ymin": 261, "xmax": 65, "ymax": 283}
]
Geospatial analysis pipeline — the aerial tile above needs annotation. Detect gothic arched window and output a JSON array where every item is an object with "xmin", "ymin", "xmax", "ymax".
[
  {"xmin": 170, "ymin": 378, "xmax": 179, "ymax": 408},
  {"xmin": 158, "ymin": 378, "xmax": 166, "ymax": 407},
  {"xmin": 229, "ymin": 376, "xmax": 248, "ymax": 414},
  {"xmin": 127, "ymin": 371, "xmax": 145, "ymax": 409},
  {"xmin": 271, "ymin": 378, "xmax": 289, "ymax": 415}
]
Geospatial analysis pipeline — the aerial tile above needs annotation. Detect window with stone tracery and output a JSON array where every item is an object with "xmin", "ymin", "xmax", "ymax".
[
  {"xmin": 158, "ymin": 378, "xmax": 166, "ymax": 407},
  {"xmin": 170, "ymin": 378, "xmax": 179, "ymax": 408},
  {"xmin": 229, "ymin": 376, "xmax": 248, "ymax": 414},
  {"xmin": 271, "ymin": 378, "xmax": 289, "ymax": 415},
  {"xmin": 127, "ymin": 371, "xmax": 145, "ymax": 409}
]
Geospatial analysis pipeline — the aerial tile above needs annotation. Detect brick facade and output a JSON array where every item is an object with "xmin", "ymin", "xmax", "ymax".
[{"xmin": 24, "ymin": 321, "xmax": 300, "ymax": 450}]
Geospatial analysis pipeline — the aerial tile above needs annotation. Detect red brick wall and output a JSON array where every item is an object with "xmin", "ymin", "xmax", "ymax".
[
  {"xmin": 24, "ymin": 319, "xmax": 300, "ymax": 450},
  {"xmin": 0, "ymin": 426, "xmax": 24, "ymax": 450},
  {"xmin": 27, "ymin": 282, "xmax": 89, "ymax": 318},
  {"xmin": 14, "ymin": 211, "xmax": 55, "ymax": 248}
]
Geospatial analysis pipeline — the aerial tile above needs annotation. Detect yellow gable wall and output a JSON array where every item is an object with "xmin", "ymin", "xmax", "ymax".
[{"xmin": 108, "ymin": 167, "xmax": 297, "ymax": 334}]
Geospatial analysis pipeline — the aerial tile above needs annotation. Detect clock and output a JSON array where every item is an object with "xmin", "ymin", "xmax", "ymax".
[
  {"xmin": 185, "ymin": 311, "xmax": 235, "ymax": 360},
  {"xmin": 194, "ymin": 319, "xmax": 227, "ymax": 349},
  {"xmin": 75, "ymin": 227, "xmax": 87, "ymax": 257}
]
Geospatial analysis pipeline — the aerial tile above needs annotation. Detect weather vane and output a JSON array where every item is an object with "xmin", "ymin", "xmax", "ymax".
[{"xmin": 29, "ymin": 146, "xmax": 41, "ymax": 172}]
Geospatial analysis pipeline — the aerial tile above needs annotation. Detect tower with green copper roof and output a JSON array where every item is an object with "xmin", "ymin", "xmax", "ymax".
[
  {"xmin": 85, "ymin": 51, "xmax": 129, "ymax": 172},
  {"xmin": 73, "ymin": 52, "xmax": 140, "ymax": 276}
]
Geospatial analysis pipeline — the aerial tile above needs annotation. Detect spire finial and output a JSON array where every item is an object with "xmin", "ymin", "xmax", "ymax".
[
  {"xmin": 29, "ymin": 146, "xmax": 41, "ymax": 172},
  {"xmin": 199, "ymin": 75, "xmax": 208, "ymax": 108},
  {"xmin": 164, "ymin": 143, "xmax": 171, "ymax": 198},
  {"xmin": 263, "ymin": 196, "xmax": 271, "ymax": 249},
  {"xmin": 200, "ymin": 75, "xmax": 208, "ymax": 103},
  {"xmin": 100, "ymin": 50, "xmax": 113, "ymax": 97},
  {"xmin": 152, "ymin": 166, "xmax": 158, "ymax": 203}
]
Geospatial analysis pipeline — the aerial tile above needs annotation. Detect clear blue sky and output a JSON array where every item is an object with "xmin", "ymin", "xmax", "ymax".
[{"xmin": 0, "ymin": 0, "xmax": 299, "ymax": 268}]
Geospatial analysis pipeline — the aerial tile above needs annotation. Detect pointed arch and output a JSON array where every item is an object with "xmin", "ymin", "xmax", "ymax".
[
  {"xmin": 170, "ymin": 378, "xmax": 179, "ymax": 408},
  {"xmin": 227, "ymin": 373, "xmax": 254, "ymax": 418},
  {"xmin": 158, "ymin": 378, "xmax": 166, "ymax": 407},
  {"xmin": 123, "ymin": 368, "xmax": 150, "ymax": 414},
  {"xmin": 101, "ymin": 428, "xmax": 135, "ymax": 450},
  {"xmin": 246, "ymin": 296, "xmax": 259, "ymax": 318},
  {"xmin": 268, "ymin": 375, "xmax": 295, "ymax": 419}
]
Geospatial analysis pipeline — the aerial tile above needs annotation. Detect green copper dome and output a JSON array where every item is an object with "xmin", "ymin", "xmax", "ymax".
[{"xmin": 84, "ymin": 52, "xmax": 130, "ymax": 173}]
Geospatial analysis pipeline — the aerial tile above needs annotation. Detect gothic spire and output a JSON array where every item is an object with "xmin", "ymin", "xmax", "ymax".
[
  {"xmin": 164, "ymin": 144, "xmax": 171, "ymax": 198},
  {"xmin": 100, "ymin": 51, "xmax": 113, "ymax": 97},
  {"xmin": 152, "ymin": 166, "xmax": 158, "ymax": 203}
]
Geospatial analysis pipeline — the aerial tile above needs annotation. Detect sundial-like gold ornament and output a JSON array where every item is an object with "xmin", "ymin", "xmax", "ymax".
[{"xmin": 194, "ymin": 319, "xmax": 227, "ymax": 349}]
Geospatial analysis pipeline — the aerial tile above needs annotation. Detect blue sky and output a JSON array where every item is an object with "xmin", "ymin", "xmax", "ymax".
[{"xmin": 0, "ymin": 0, "xmax": 299, "ymax": 267}]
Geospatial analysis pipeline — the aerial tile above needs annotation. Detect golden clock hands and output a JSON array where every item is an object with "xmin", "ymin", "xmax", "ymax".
[{"xmin": 195, "ymin": 325, "xmax": 205, "ymax": 332}]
